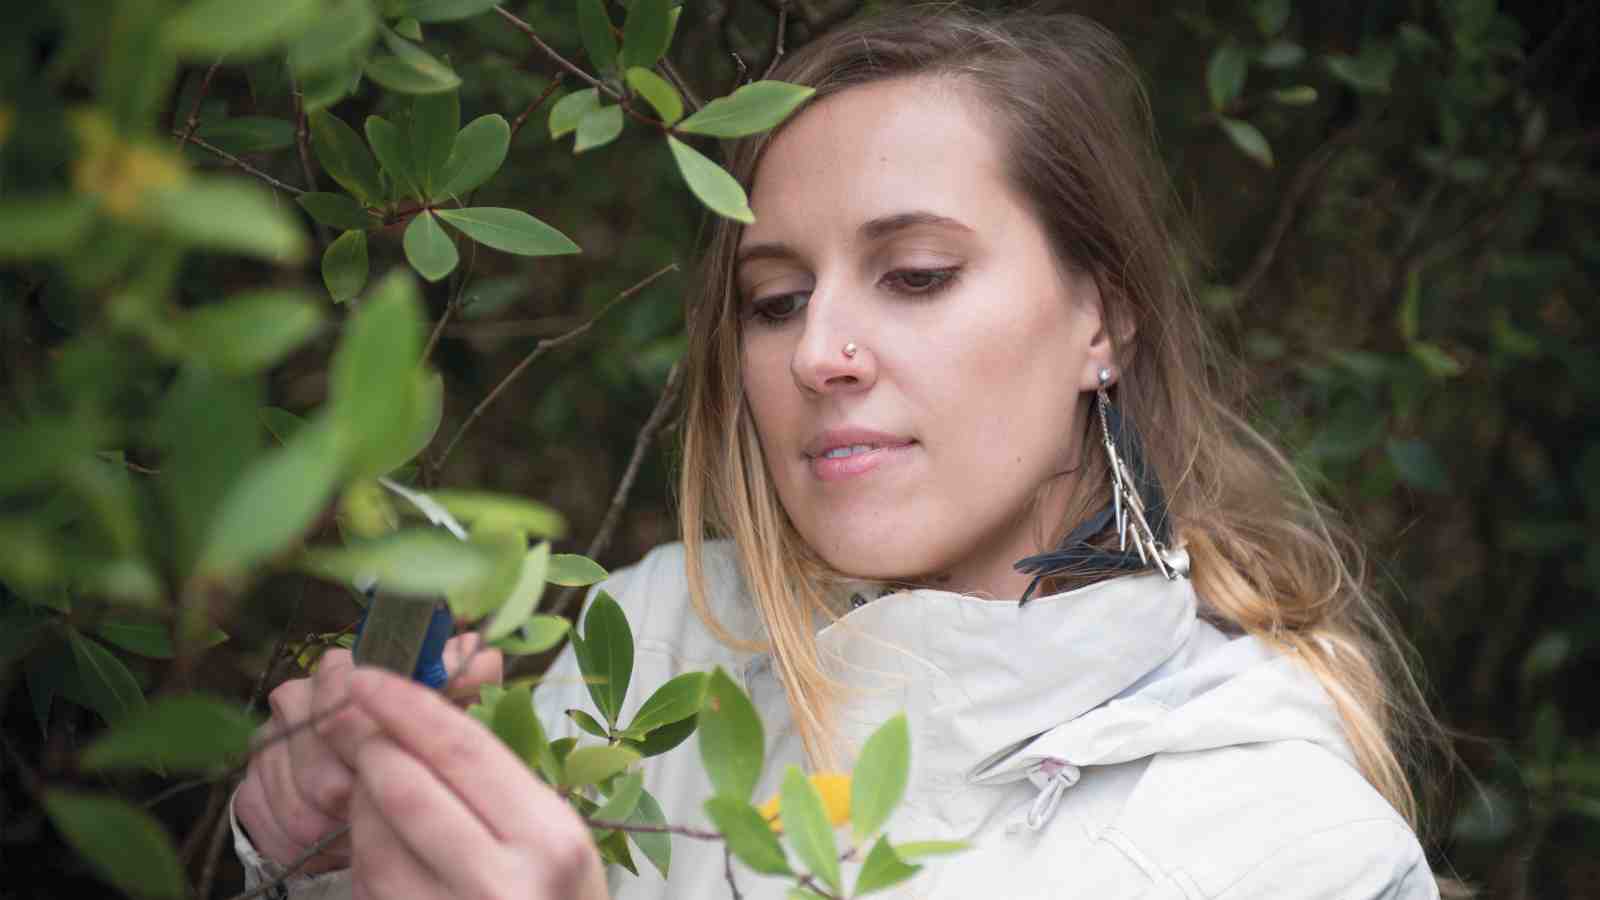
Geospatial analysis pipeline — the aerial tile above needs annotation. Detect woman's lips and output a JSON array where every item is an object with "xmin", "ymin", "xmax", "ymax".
[{"xmin": 809, "ymin": 441, "xmax": 917, "ymax": 481}]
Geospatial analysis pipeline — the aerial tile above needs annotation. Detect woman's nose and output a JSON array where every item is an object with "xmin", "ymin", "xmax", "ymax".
[{"xmin": 790, "ymin": 288, "xmax": 875, "ymax": 396}]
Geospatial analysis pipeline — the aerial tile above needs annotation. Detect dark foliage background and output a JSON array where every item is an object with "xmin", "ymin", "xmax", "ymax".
[{"xmin": 2, "ymin": 0, "xmax": 1596, "ymax": 897}]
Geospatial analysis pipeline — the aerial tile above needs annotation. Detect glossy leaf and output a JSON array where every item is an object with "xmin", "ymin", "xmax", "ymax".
[
  {"xmin": 621, "ymin": 0, "xmax": 673, "ymax": 69},
  {"xmin": 567, "ymin": 707, "xmax": 610, "ymax": 738},
  {"xmin": 368, "ymin": 29, "xmax": 460, "ymax": 94},
  {"xmin": 1219, "ymin": 118, "xmax": 1273, "ymax": 168},
  {"xmin": 405, "ymin": 211, "xmax": 459, "ymax": 282},
  {"xmin": 547, "ymin": 553, "xmax": 608, "ymax": 587},
  {"xmin": 166, "ymin": 0, "xmax": 318, "ymax": 58},
  {"xmin": 309, "ymin": 110, "xmax": 383, "ymax": 205},
  {"xmin": 704, "ymin": 795, "xmax": 792, "ymax": 876},
  {"xmin": 627, "ymin": 789, "xmax": 672, "ymax": 878},
  {"xmin": 435, "ymin": 207, "xmax": 580, "ymax": 257},
  {"xmin": 198, "ymin": 420, "xmax": 342, "ymax": 577},
  {"xmin": 628, "ymin": 672, "xmax": 707, "ymax": 735},
  {"xmin": 626, "ymin": 67, "xmax": 684, "ymax": 125},
  {"xmin": 697, "ymin": 667, "xmax": 764, "ymax": 801},
  {"xmin": 492, "ymin": 684, "xmax": 562, "ymax": 784},
  {"xmin": 1207, "ymin": 42, "xmax": 1248, "ymax": 111},
  {"xmin": 575, "ymin": 591, "xmax": 633, "ymax": 725},
  {"xmin": 577, "ymin": 0, "xmax": 619, "ymax": 74},
  {"xmin": 562, "ymin": 744, "xmax": 640, "ymax": 788},
  {"xmin": 298, "ymin": 192, "xmax": 373, "ymax": 231},
  {"xmin": 43, "ymin": 790, "xmax": 185, "ymax": 899},
  {"xmin": 65, "ymin": 629, "xmax": 145, "ymax": 725},
  {"xmin": 668, "ymin": 136, "xmax": 753, "ymax": 224},
  {"xmin": 675, "ymin": 80, "xmax": 815, "ymax": 138},
  {"xmin": 366, "ymin": 115, "xmax": 422, "ymax": 200},
  {"xmin": 177, "ymin": 290, "xmax": 325, "ymax": 375},
  {"xmin": 302, "ymin": 529, "xmax": 494, "ymax": 594},
  {"xmin": 851, "ymin": 714, "xmax": 909, "ymax": 841},
  {"xmin": 854, "ymin": 836, "xmax": 920, "ymax": 895},
  {"xmin": 145, "ymin": 179, "xmax": 308, "ymax": 262},
  {"xmin": 82, "ymin": 694, "xmax": 257, "ymax": 773},
  {"xmin": 575, "ymin": 104, "xmax": 624, "ymax": 153},
  {"xmin": 405, "ymin": 0, "xmax": 502, "ymax": 22},
  {"xmin": 629, "ymin": 711, "xmax": 697, "ymax": 757},
  {"xmin": 437, "ymin": 114, "xmax": 511, "ymax": 198},
  {"xmin": 550, "ymin": 89, "xmax": 600, "ymax": 139},
  {"xmin": 322, "ymin": 229, "xmax": 369, "ymax": 303},
  {"xmin": 780, "ymin": 765, "xmax": 841, "ymax": 892},
  {"xmin": 412, "ymin": 89, "xmax": 459, "ymax": 196},
  {"xmin": 593, "ymin": 771, "xmax": 645, "ymax": 823},
  {"xmin": 492, "ymin": 615, "xmax": 571, "ymax": 655},
  {"xmin": 485, "ymin": 541, "xmax": 551, "ymax": 641}
]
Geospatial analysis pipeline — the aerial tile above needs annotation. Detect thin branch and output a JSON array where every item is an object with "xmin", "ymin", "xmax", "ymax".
[
  {"xmin": 221, "ymin": 824, "xmax": 350, "ymax": 900},
  {"xmin": 796, "ymin": 873, "xmax": 845, "ymax": 900},
  {"xmin": 495, "ymin": 6, "xmax": 619, "ymax": 99},
  {"xmin": 725, "ymin": 842, "xmax": 746, "ymax": 900},
  {"xmin": 290, "ymin": 75, "xmax": 329, "ymax": 246},
  {"xmin": 761, "ymin": 1, "xmax": 790, "ymax": 80},
  {"xmin": 423, "ymin": 239, "xmax": 478, "ymax": 364},
  {"xmin": 176, "ymin": 60, "xmax": 224, "ymax": 150},
  {"xmin": 432, "ymin": 262, "xmax": 679, "ymax": 470},
  {"xmin": 172, "ymin": 130, "xmax": 307, "ymax": 196},
  {"xmin": 444, "ymin": 315, "xmax": 584, "ymax": 340},
  {"xmin": 584, "ymin": 817, "xmax": 721, "ymax": 840},
  {"xmin": 1230, "ymin": 125, "xmax": 1359, "ymax": 302},
  {"xmin": 549, "ymin": 361, "xmax": 683, "ymax": 619},
  {"xmin": 658, "ymin": 59, "xmax": 705, "ymax": 114},
  {"xmin": 510, "ymin": 75, "xmax": 568, "ymax": 142},
  {"xmin": 198, "ymin": 779, "xmax": 240, "ymax": 900}
]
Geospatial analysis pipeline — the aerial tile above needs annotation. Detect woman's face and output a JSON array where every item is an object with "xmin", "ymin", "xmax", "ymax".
[{"xmin": 737, "ymin": 76, "xmax": 1114, "ymax": 599}]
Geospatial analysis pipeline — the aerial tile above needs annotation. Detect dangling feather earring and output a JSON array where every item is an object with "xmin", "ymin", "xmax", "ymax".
[{"xmin": 1014, "ymin": 369, "xmax": 1187, "ymax": 605}]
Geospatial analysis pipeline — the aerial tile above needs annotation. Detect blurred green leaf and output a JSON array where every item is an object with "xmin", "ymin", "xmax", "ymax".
[
  {"xmin": 550, "ymin": 89, "xmax": 601, "ymax": 139},
  {"xmin": 1207, "ymin": 42, "xmax": 1248, "ymax": 110},
  {"xmin": 626, "ymin": 67, "xmax": 684, "ymax": 125},
  {"xmin": 1271, "ymin": 85, "xmax": 1317, "ymax": 105},
  {"xmin": 492, "ymin": 615, "xmax": 571, "ymax": 655},
  {"xmin": 323, "ymin": 229, "xmax": 370, "ymax": 303},
  {"xmin": 65, "ymin": 629, "xmax": 145, "ymax": 725},
  {"xmin": 194, "ymin": 117, "xmax": 296, "ymax": 154},
  {"xmin": 145, "ymin": 179, "xmax": 308, "ymax": 262},
  {"xmin": 1253, "ymin": 0, "xmax": 1290, "ymax": 36},
  {"xmin": 298, "ymin": 192, "xmax": 373, "ymax": 231},
  {"xmin": 855, "ymin": 836, "xmax": 920, "ymax": 895},
  {"xmin": 82, "ymin": 694, "xmax": 257, "ymax": 773},
  {"xmin": 165, "ymin": 0, "xmax": 319, "ymax": 59},
  {"xmin": 851, "ymin": 714, "xmax": 909, "ymax": 841},
  {"xmin": 575, "ymin": 104, "xmax": 624, "ymax": 153},
  {"xmin": 1521, "ymin": 632, "xmax": 1573, "ymax": 683},
  {"xmin": 1258, "ymin": 40, "xmax": 1305, "ymax": 68},
  {"xmin": 698, "ymin": 667, "xmax": 764, "ymax": 801},
  {"xmin": 197, "ymin": 419, "xmax": 343, "ymax": 577},
  {"xmin": 668, "ymin": 136, "xmax": 753, "ymax": 223},
  {"xmin": 1324, "ymin": 43, "xmax": 1395, "ymax": 94},
  {"xmin": 1386, "ymin": 438, "xmax": 1451, "ymax": 492},
  {"xmin": 435, "ymin": 207, "xmax": 580, "ymax": 256},
  {"xmin": 309, "ymin": 110, "xmax": 383, "ymax": 205},
  {"xmin": 358, "ymin": 369, "xmax": 443, "ymax": 476},
  {"xmin": 0, "ymin": 194, "xmax": 97, "ymax": 260},
  {"xmin": 1218, "ymin": 118, "xmax": 1273, "ymax": 167},
  {"xmin": 575, "ymin": 591, "xmax": 633, "ymax": 726},
  {"xmin": 93, "ymin": 620, "xmax": 226, "ymax": 659},
  {"xmin": 405, "ymin": 0, "xmax": 503, "ymax": 23},
  {"xmin": 485, "ymin": 541, "xmax": 551, "ymax": 641},
  {"xmin": 425, "ymin": 490, "xmax": 567, "ymax": 539},
  {"xmin": 676, "ymin": 81, "xmax": 815, "ymax": 138},
  {"xmin": 446, "ymin": 523, "xmax": 524, "ymax": 620},
  {"xmin": 327, "ymin": 269, "xmax": 426, "ymax": 476},
  {"xmin": 303, "ymin": 528, "xmax": 494, "ymax": 594},
  {"xmin": 1410, "ymin": 341, "xmax": 1464, "ymax": 377},
  {"xmin": 366, "ymin": 114, "xmax": 422, "ymax": 200},
  {"xmin": 437, "ymin": 114, "xmax": 511, "ymax": 198},
  {"xmin": 577, "ymin": 0, "xmax": 620, "ymax": 74},
  {"xmin": 705, "ymin": 795, "xmax": 792, "ymax": 875},
  {"xmin": 562, "ymin": 745, "xmax": 640, "ymax": 788},
  {"xmin": 593, "ymin": 771, "xmax": 645, "ymax": 824},
  {"xmin": 547, "ymin": 554, "xmax": 608, "ymax": 587},
  {"xmin": 781, "ymin": 765, "xmax": 841, "ymax": 892},
  {"xmin": 43, "ymin": 790, "xmax": 185, "ymax": 900},
  {"xmin": 621, "ymin": 0, "xmax": 674, "ymax": 70},
  {"xmin": 368, "ymin": 28, "xmax": 461, "ymax": 94},
  {"xmin": 893, "ymin": 840, "xmax": 969, "ymax": 859},
  {"xmin": 177, "ymin": 290, "xmax": 325, "ymax": 375},
  {"xmin": 287, "ymin": 0, "xmax": 377, "ymax": 76},
  {"xmin": 404, "ymin": 211, "xmax": 458, "ymax": 281}
]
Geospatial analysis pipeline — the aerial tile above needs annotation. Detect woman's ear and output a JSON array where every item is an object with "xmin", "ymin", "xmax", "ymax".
[{"xmin": 1077, "ymin": 265, "xmax": 1135, "ymax": 391}]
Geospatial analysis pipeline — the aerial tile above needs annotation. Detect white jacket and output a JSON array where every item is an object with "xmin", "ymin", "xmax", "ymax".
[{"xmin": 235, "ymin": 539, "xmax": 1438, "ymax": 899}]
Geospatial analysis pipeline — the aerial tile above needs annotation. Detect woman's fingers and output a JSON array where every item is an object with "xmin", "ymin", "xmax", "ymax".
[
  {"xmin": 308, "ymin": 649, "xmax": 382, "ymax": 770},
  {"xmin": 349, "ymin": 776, "xmax": 452, "ymax": 900},
  {"xmin": 442, "ymin": 632, "xmax": 504, "ymax": 703}
]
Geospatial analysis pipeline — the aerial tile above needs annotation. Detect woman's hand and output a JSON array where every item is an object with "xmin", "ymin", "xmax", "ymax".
[
  {"xmin": 344, "ymin": 665, "xmax": 611, "ymax": 900},
  {"xmin": 236, "ymin": 634, "xmax": 503, "ymax": 874}
]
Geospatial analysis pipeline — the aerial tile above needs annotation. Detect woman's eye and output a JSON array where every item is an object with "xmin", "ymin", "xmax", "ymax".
[
  {"xmin": 751, "ymin": 292, "xmax": 808, "ymax": 324},
  {"xmin": 883, "ymin": 267, "xmax": 959, "ymax": 294}
]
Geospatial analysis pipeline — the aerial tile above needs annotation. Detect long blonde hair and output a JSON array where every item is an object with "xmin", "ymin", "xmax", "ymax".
[{"xmin": 676, "ymin": 4, "xmax": 1452, "ymax": 844}]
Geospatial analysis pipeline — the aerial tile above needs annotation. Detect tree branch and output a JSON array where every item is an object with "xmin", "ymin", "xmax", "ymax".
[
  {"xmin": 175, "ymin": 60, "xmax": 223, "ymax": 150},
  {"xmin": 172, "ymin": 130, "xmax": 307, "ymax": 196},
  {"xmin": 221, "ymin": 824, "xmax": 350, "ymax": 900},
  {"xmin": 1230, "ymin": 125, "xmax": 1359, "ymax": 302},
  {"xmin": 495, "ymin": 6, "xmax": 619, "ymax": 100},
  {"xmin": 510, "ymin": 75, "xmax": 568, "ymax": 142},
  {"xmin": 432, "ymin": 262, "xmax": 679, "ymax": 471}
]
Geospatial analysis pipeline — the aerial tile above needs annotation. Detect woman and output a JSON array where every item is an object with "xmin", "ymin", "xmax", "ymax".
[{"xmin": 234, "ymin": 7, "xmax": 1450, "ymax": 898}]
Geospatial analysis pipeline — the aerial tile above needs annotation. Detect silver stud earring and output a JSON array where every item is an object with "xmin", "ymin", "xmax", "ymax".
[
  {"xmin": 1096, "ymin": 369, "xmax": 1182, "ymax": 580},
  {"xmin": 843, "ymin": 342, "xmax": 858, "ymax": 359}
]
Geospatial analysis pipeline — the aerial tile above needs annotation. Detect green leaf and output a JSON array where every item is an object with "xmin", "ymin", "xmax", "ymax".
[
  {"xmin": 310, "ymin": 110, "xmax": 383, "ymax": 205},
  {"xmin": 576, "ymin": 591, "xmax": 634, "ymax": 726},
  {"xmin": 412, "ymin": 90, "xmax": 459, "ymax": 196},
  {"xmin": 1252, "ymin": 0, "xmax": 1290, "ymax": 36},
  {"xmin": 0, "ymin": 194, "xmax": 96, "ymax": 260},
  {"xmin": 667, "ymin": 136, "xmax": 753, "ymax": 224},
  {"xmin": 593, "ymin": 770, "xmax": 645, "ymax": 823},
  {"xmin": 575, "ymin": 104, "xmax": 624, "ymax": 153},
  {"xmin": 854, "ymin": 836, "xmax": 920, "ymax": 895},
  {"xmin": 145, "ymin": 179, "xmax": 308, "ymax": 262},
  {"xmin": 675, "ymin": 80, "xmax": 815, "ymax": 138},
  {"xmin": 43, "ymin": 790, "xmax": 185, "ymax": 899},
  {"xmin": 424, "ymin": 490, "xmax": 568, "ymax": 538},
  {"xmin": 177, "ymin": 290, "xmax": 325, "ymax": 375},
  {"xmin": 577, "ymin": 0, "xmax": 620, "ymax": 74},
  {"xmin": 64, "ymin": 629, "xmax": 145, "ymax": 726},
  {"xmin": 485, "ymin": 541, "xmax": 551, "ymax": 641},
  {"xmin": 445, "ymin": 523, "xmax": 525, "ymax": 620},
  {"xmin": 302, "ymin": 529, "xmax": 494, "ymax": 594},
  {"xmin": 327, "ymin": 269, "xmax": 427, "ymax": 475},
  {"xmin": 366, "ymin": 115, "xmax": 422, "ymax": 200},
  {"xmin": 437, "ymin": 114, "xmax": 511, "ymax": 198},
  {"xmin": 562, "ymin": 744, "xmax": 640, "ymax": 788},
  {"xmin": 404, "ymin": 212, "xmax": 458, "ymax": 282},
  {"xmin": 1218, "ymin": 118, "xmax": 1273, "ymax": 168},
  {"xmin": 1206, "ymin": 42, "xmax": 1248, "ymax": 110},
  {"xmin": 405, "ymin": 0, "xmax": 503, "ymax": 22},
  {"xmin": 165, "ymin": 0, "xmax": 319, "ymax": 59},
  {"xmin": 1271, "ymin": 85, "xmax": 1317, "ymax": 106},
  {"xmin": 198, "ymin": 420, "xmax": 343, "ymax": 577},
  {"xmin": 287, "ymin": 0, "xmax": 377, "ymax": 77},
  {"xmin": 492, "ymin": 615, "xmax": 571, "ymax": 655},
  {"xmin": 92, "ymin": 620, "xmax": 226, "ymax": 659},
  {"xmin": 626, "ymin": 67, "xmax": 684, "ymax": 125},
  {"xmin": 82, "ymin": 694, "xmax": 257, "ymax": 773},
  {"xmin": 1410, "ymin": 341, "xmax": 1464, "ymax": 377},
  {"xmin": 780, "ymin": 765, "xmax": 840, "ymax": 892},
  {"xmin": 323, "ymin": 229, "xmax": 370, "ymax": 303},
  {"xmin": 547, "ymin": 553, "xmax": 608, "ymax": 586},
  {"xmin": 298, "ymin": 192, "xmax": 373, "ymax": 231},
  {"xmin": 628, "ymin": 672, "xmax": 707, "ymax": 735},
  {"xmin": 434, "ymin": 207, "xmax": 580, "ymax": 257},
  {"xmin": 362, "ymin": 368, "xmax": 444, "ymax": 476},
  {"xmin": 567, "ymin": 707, "xmax": 610, "ymax": 738},
  {"xmin": 369, "ymin": 27, "xmax": 460, "ymax": 94},
  {"xmin": 704, "ymin": 795, "xmax": 792, "ymax": 876},
  {"xmin": 621, "ymin": 0, "xmax": 673, "ymax": 69},
  {"xmin": 1386, "ymin": 438, "xmax": 1451, "ymax": 493},
  {"xmin": 697, "ymin": 667, "xmax": 764, "ymax": 801},
  {"xmin": 393, "ymin": 17, "xmax": 423, "ymax": 40},
  {"xmin": 1258, "ymin": 40, "xmax": 1305, "ymax": 68},
  {"xmin": 893, "ymin": 840, "xmax": 969, "ymax": 860},
  {"xmin": 1324, "ymin": 44, "xmax": 1395, "ymax": 94},
  {"xmin": 194, "ymin": 116, "xmax": 297, "ymax": 154},
  {"xmin": 629, "ymin": 711, "xmax": 697, "ymax": 757},
  {"xmin": 550, "ymin": 89, "xmax": 600, "ymax": 139},
  {"xmin": 627, "ymin": 789, "xmax": 673, "ymax": 878},
  {"xmin": 492, "ymin": 684, "xmax": 562, "ymax": 783},
  {"xmin": 851, "ymin": 714, "xmax": 909, "ymax": 841}
]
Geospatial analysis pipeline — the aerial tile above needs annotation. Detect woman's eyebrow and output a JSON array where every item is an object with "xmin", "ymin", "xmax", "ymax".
[{"xmin": 736, "ymin": 210, "xmax": 974, "ymax": 269}]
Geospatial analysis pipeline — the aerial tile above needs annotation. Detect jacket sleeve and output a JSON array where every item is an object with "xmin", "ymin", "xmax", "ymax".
[
  {"xmin": 230, "ymin": 789, "xmax": 352, "ymax": 900},
  {"xmin": 1213, "ymin": 818, "xmax": 1439, "ymax": 900}
]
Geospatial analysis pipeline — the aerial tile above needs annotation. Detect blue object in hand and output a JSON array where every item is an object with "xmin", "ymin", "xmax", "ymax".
[{"xmin": 353, "ymin": 600, "xmax": 455, "ymax": 689}]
